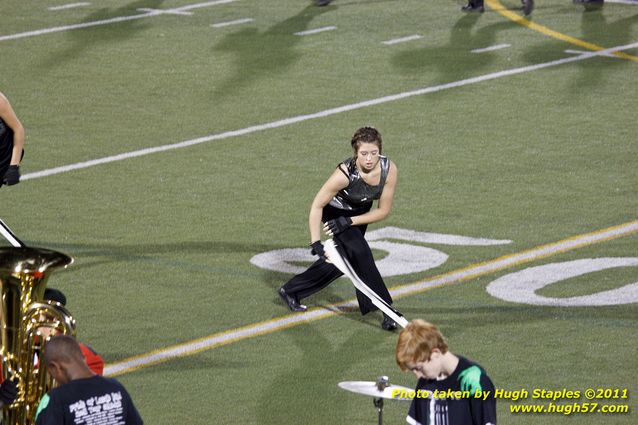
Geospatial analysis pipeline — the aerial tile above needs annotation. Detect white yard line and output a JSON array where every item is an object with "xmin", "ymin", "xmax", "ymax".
[
  {"xmin": 471, "ymin": 43, "xmax": 511, "ymax": 53},
  {"xmin": 104, "ymin": 220, "xmax": 638, "ymax": 376},
  {"xmin": 136, "ymin": 8, "xmax": 194, "ymax": 16},
  {"xmin": 48, "ymin": 3, "xmax": 91, "ymax": 11},
  {"xmin": 176, "ymin": 0, "xmax": 237, "ymax": 12},
  {"xmin": 0, "ymin": 0, "xmax": 236, "ymax": 42},
  {"xmin": 22, "ymin": 40, "xmax": 638, "ymax": 182},
  {"xmin": 564, "ymin": 49, "xmax": 616, "ymax": 58},
  {"xmin": 294, "ymin": 26, "xmax": 337, "ymax": 36},
  {"xmin": 382, "ymin": 35, "xmax": 423, "ymax": 45},
  {"xmin": 211, "ymin": 18, "xmax": 254, "ymax": 28}
]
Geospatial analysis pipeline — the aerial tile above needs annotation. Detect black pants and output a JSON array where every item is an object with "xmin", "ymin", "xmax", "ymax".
[{"xmin": 282, "ymin": 226, "xmax": 392, "ymax": 315}]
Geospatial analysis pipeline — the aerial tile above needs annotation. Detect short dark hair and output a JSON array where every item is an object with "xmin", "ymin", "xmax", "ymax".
[
  {"xmin": 351, "ymin": 127, "xmax": 382, "ymax": 155},
  {"xmin": 44, "ymin": 335, "xmax": 83, "ymax": 365}
]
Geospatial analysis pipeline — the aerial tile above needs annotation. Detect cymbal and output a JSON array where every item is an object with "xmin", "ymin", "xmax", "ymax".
[{"xmin": 338, "ymin": 381, "xmax": 414, "ymax": 401}]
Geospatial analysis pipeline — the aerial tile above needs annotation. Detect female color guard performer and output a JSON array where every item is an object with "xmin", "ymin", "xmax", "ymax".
[{"xmin": 279, "ymin": 126, "xmax": 400, "ymax": 330}]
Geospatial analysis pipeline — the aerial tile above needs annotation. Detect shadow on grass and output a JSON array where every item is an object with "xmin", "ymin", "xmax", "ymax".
[
  {"xmin": 211, "ymin": 5, "xmax": 335, "ymax": 99},
  {"xmin": 28, "ymin": 239, "xmax": 289, "ymax": 277},
  {"xmin": 254, "ymin": 323, "xmax": 395, "ymax": 425},
  {"xmin": 521, "ymin": 7, "xmax": 638, "ymax": 92},
  {"xmin": 37, "ymin": 0, "xmax": 165, "ymax": 70},
  {"xmin": 391, "ymin": 13, "xmax": 518, "ymax": 83},
  {"xmin": 262, "ymin": 267, "xmax": 392, "ymax": 330},
  {"xmin": 569, "ymin": 9, "xmax": 638, "ymax": 89}
]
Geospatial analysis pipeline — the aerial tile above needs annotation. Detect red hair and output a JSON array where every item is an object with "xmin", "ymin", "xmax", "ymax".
[{"xmin": 396, "ymin": 320, "xmax": 448, "ymax": 371}]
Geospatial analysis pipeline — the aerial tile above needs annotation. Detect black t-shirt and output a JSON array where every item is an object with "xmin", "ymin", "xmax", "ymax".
[
  {"xmin": 407, "ymin": 356, "xmax": 497, "ymax": 425},
  {"xmin": 35, "ymin": 375, "xmax": 143, "ymax": 425}
]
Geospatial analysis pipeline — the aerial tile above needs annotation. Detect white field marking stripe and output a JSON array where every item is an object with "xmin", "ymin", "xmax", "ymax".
[
  {"xmin": 137, "ymin": 8, "xmax": 193, "ymax": 16},
  {"xmin": 382, "ymin": 35, "xmax": 423, "ymax": 45},
  {"xmin": 565, "ymin": 49, "xmax": 616, "ymax": 58},
  {"xmin": 211, "ymin": 18, "xmax": 254, "ymax": 28},
  {"xmin": 176, "ymin": 0, "xmax": 236, "ymax": 11},
  {"xmin": 103, "ymin": 220, "xmax": 638, "ymax": 377},
  {"xmin": 606, "ymin": 0, "xmax": 638, "ymax": 4},
  {"xmin": 48, "ymin": 3, "xmax": 91, "ymax": 11},
  {"xmin": 0, "ymin": 0, "xmax": 236, "ymax": 42},
  {"xmin": 294, "ymin": 26, "xmax": 337, "ymax": 36},
  {"xmin": 471, "ymin": 43, "xmax": 511, "ymax": 53},
  {"xmin": 21, "ymin": 41, "xmax": 638, "ymax": 182}
]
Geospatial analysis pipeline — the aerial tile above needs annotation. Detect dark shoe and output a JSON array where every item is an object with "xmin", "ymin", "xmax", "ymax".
[
  {"xmin": 381, "ymin": 315, "xmax": 398, "ymax": 331},
  {"xmin": 461, "ymin": 2, "xmax": 484, "ymax": 13},
  {"xmin": 573, "ymin": 0, "xmax": 604, "ymax": 9},
  {"xmin": 278, "ymin": 287, "xmax": 307, "ymax": 312},
  {"xmin": 522, "ymin": 0, "xmax": 534, "ymax": 15},
  {"xmin": 316, "ymin": 0, "xmax": 332, "ymax": 6}
]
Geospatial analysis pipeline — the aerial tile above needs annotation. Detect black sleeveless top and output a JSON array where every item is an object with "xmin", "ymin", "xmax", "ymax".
[
  {"xmin": 322, "ymin": 156, "xmax": 390, "ymax": 232},
  {"xmin": 0, "ymin": 117, "xmax": 14, "ymax": 177},
  {"xmin": 329, "ymin": 156, "xmax": 390, "ymax": 212}
]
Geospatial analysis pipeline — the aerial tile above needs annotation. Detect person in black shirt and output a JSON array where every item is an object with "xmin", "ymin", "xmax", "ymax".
[
  {"xmin": 0, "ymin": 92, "xmax": 25, "ymax": 187},
  {"xmin": 278, "ymin": 127, "xmax": 400, "ymax": 330},
  {"xmin": 396, "ymin": 320, "xmax": 497, "ymax": 425},
  {"xmin": 35, "ymin": 335, "xmax": 143, "ymax": 425}
]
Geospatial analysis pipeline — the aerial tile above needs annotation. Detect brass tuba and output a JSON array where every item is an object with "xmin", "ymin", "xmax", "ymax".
[{"xmin": 0, "ymin": 247, "xmax": 76, "ymax": 425}]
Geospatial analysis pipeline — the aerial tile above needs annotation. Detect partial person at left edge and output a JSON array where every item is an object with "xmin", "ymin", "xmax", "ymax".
[
  {"xmin": 0, "ymin": 378, "xmax": 18, "ymax": 408},
  {"xmin": 0, "ymin": 91, "xmax": 25, "ymax": 188}
]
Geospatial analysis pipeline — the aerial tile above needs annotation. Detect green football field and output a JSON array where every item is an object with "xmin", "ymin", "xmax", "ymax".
[{"xmin": 1, "ymin": 0, "xmax": 637, "ymax": 423}]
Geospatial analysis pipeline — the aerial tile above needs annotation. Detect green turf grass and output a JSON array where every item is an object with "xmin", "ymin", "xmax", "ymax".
[{"xmin": 1, "ymin": 1, "xmax": 636, "ymax": 423}]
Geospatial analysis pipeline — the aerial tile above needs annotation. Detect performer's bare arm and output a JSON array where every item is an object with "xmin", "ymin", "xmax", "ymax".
[{"xmin": 309, "ymin": 166, "xmax": 349, "ymax": 244}]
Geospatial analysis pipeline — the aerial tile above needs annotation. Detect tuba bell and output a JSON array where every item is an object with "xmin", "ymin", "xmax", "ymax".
[{"xmin": 0, "ymin": 247, "xmax": 76, "ymax": 425}]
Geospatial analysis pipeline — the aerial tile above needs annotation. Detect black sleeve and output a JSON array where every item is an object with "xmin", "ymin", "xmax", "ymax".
[
  {"xmin": 406, "ymin": 379, "xmax": 427, "ymax": 425},
  {"xmin": 469, "ymin": 374, "xmax": 497, "ymax": 425},
  {"xmin": 122, "ymin": 389, "xmax": 144, "ymax": 425},
  {"xmin": 35, "ymin": 393, "xmax": 65, "ymax": 425},
  {"xmin": 406, "ymin": 397, "xmax": 423, "ymax": 425}
]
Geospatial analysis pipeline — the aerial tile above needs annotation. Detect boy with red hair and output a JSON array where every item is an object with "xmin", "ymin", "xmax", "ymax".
[{"xmin": 396, "ymin": 320, "xmax": 497, "ymax": 425}]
